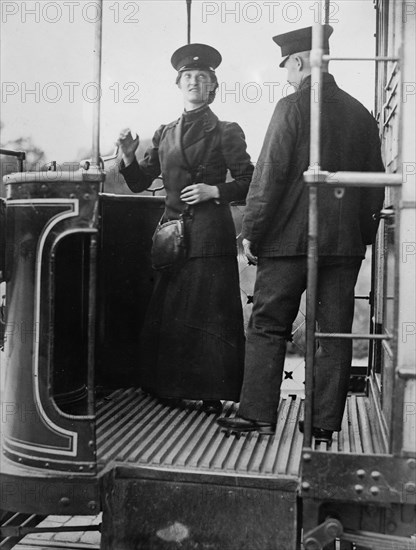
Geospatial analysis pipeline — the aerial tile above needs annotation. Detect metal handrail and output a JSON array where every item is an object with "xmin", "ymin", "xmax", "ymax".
[
  {"xmin": 323, "ymin": 55, "xmax": 399, "ymax": 62},
  {"xmin": 0, "ymin": 148, "xmax": 26, "ymax": 172},
  {"xmin": 304, "ymin": 23, "xmax": 324, "ymax": 449},
  {"xmin": 304, "ymin": 170, "xmax": 402, "ymax": 187},
  {"xmin": 315, "ymin": 333, "xmax": 392, "ymax": 340},
  {"xmin": 91, "ymin": 0, "xmax": 103, "ymax": 167},
  {"xmin": 304, "ymin": 25, "xmax": 402, "ymax": 449}
]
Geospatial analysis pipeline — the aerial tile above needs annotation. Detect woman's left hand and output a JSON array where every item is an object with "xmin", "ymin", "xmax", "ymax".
[{"xmin": 180, "ymin": 183, "xmax": 219, "ymax": 205}]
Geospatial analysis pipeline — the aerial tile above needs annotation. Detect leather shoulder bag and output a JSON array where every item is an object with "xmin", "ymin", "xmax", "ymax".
[{"xmin": 151, "ymin": 123, "xmax": 222, "ymax": 271}]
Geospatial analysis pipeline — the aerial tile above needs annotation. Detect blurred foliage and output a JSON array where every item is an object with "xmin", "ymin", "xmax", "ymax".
[{"xmin": 1, "ymin": 121, "xmax": 47, "ymax": 197}]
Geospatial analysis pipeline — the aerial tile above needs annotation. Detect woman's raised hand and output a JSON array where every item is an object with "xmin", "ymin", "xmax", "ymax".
[
  {"xmin": 117, "ymin": 128, "xmax": 139, "ymax": 166},
  {"xmin": 180, "ymin": 183, "xmax": 220, "ymax": 205}
]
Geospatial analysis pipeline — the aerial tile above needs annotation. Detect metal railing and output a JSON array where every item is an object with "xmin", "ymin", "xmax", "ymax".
[
  {"xmin": 0, "ymin": 149, "xmax": 26, "ymax": 172},
  {"xmin": 303, "ymin": 24, "xmax": 403, "ymax": 449}
]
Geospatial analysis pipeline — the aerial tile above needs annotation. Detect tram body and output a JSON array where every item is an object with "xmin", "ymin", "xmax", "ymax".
[{"xmin": 1, "ymin": 1, "xmax": 415, "ymax": 549}]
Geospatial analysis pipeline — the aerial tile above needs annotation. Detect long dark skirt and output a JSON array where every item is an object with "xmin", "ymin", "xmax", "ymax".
[{"xmin": 138, "ymin": 256, "xmax": 245, "ymax": 401}]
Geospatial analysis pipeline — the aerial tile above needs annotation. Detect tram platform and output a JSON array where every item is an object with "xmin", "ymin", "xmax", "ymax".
[
  {"xmin": 5, "ymin": 389, "xmax": 392, "ymax": 550},
  {"xmin": 95, "ymin": 388, "xmax": 389, "ymax": 550},
  {"xmin": 95, "ymin": 387, "xmax": 388, "ymax": 474}
]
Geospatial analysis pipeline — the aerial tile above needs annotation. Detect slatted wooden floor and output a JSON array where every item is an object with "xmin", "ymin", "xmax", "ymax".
[
  {"xmin": 96, "ymin": 389, "xmax": 388, "ymax": 478},
  {"xmin": 96, "ymin": 389, "xmax": 303, "ymax": 477}
]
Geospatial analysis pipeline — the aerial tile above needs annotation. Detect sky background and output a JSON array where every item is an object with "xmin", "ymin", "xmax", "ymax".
[{"xmin": 1, "ymin": 0, "xmax": 377, "ymax": 164}]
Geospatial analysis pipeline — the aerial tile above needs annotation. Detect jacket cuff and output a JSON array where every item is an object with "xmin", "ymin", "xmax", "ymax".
[
  {"xmin": 119, "ymin": 157, "xmax": 138, "ymax": 173},
  {"xmin": 216, "ymin": 181, "xmax": 234, "ymax": 203}
]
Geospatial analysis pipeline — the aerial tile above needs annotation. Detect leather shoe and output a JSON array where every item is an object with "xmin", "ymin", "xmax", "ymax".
[
  {"xmin": 217, "ymin": 415, "xmax": 276, "ymax": 436},
  {"xmin": 200, "ymin": 400, "xmax": 223, "ymax": 415},
  {"xmin": 298, "ymin": 420, "xmax": 333, "ymax": 443}
]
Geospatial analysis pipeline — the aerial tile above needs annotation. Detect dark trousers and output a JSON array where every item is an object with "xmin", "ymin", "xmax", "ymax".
[{"xmin": 238, "ymin": 256, "xmax": 362, "ymax": 431}]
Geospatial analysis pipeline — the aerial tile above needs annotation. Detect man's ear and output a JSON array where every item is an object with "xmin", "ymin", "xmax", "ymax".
[{"xmin": 294, "ymin": 55, "xmax": 303, "ymax": 71}]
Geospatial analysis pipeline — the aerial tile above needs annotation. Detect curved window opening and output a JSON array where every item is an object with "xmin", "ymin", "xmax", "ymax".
[{"xmin": 52, "ymin": 233, "xmax": 91, "ymax": 415}]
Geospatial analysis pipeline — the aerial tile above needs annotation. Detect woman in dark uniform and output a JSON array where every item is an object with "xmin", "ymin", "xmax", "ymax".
[{"xmin": 118, "ymin": 43, "xmax": 253, "ymax": 414}]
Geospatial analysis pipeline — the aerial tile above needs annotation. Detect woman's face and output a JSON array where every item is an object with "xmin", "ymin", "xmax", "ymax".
[{"xmin": 177, "ymin": 70, "xmax": 215, "ymax": 108}]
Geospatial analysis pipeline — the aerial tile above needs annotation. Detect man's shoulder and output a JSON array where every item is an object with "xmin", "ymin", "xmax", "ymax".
[
  {"xmin": 269, "ymin": 94, "xmax": 301, "ymax": 125},
  {"xmin": 279, "ymin": 90, "xmax": 302, "ymax": 106},
  {"xmin": 335, "ymin": 86, "xmax": 374, "ymax": 118}
]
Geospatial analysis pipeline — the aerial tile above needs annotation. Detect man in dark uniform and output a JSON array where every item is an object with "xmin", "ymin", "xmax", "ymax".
[{"xmin": 217, "ymin": 26, "xmax": 384, "ymax": 441}]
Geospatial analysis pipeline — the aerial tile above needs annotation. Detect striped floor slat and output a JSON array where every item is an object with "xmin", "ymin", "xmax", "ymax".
[
  {"xmin": 96, "ymin": 390, "xmax": 388, "ymax": 478},
  {"xmin": 96, "ymin": 389, "xmax": 303, "ymax": 478},
  {"xmin": 316, "ymin": 394, "xmax": 388, "ymax": 454}
]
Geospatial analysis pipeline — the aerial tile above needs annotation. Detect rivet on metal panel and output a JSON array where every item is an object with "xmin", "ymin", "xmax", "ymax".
[
  {"xmin": 404, "ymin": 482, "xmax": 416, "ymax": 494},
  {"xmin": 387, "ymin": 521, "xmax": 397, "ymax": 533},
  {"xmin": 356, "ymin": 469, "xmax": 366, "ymax": 478},
  {"xmin": 371, "ymin": 470, "xmax": 381, "ymax": 480},
  {"xmin": 370, "ymin": 486, "xmax": 380, "ymax": 496},
  {"xmin": 88, "ymin": 500, "xmax": 97, "ymax": 511},
  {"xmin": 354, "ymin": 484, "xmax": 364, "ymax": 494},
  {"xmin": 407, "ymin": 459, "xmax": 416, "ymax": 469},
  {"xmin": 302, "ymin": 482, "xmax": 311, "ymax": 491},
  {"xmin": 303, "ymin": 453, "xmax": 312, "ymax": 462},
  {"xmin": 83, "ymin": 193, "xmax": 90, "ymax": 200},
  {"xmin": 59, "ymin": 497, "xmax": 70, "ymax": 507}
]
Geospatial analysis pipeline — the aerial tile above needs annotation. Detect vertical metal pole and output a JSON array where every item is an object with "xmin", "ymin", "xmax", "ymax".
[
  {"xmin": 367, "ymin": 244, "xmax": 376, "ymax": 384},
  {"xmin": 186, "ymin": 0, "xmax": 192, "ymax": 44},
  {"xmin": 304, "ymin": 24, "xmax": 324, "ymax": 448},
  {"xmin": 18, "ymin": 153, "xmax": 25, "ymax": 173},
  {"xmin": 324, "ymin": 0, "xmax": 330, "ymax": 25},
  {"xmin": 91, "ymin": 0, "xmax": 104, "ymax": 166}
]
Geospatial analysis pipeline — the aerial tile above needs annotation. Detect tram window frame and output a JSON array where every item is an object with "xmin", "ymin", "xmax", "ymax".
[{"xmin": 51, "ymin": 232, "xmax": 91, "ymax": 416}]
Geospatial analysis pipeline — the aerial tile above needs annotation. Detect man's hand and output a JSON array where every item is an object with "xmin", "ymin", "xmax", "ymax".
[
  {"xmin": 180, "ymin": 183, "xmax": 219, "ymax": 205},
  {"xmin": 117, "ymin": 128, "xmax": 139, "ymax": 166},
  {"xmin": 243, "ymin": 238, "xmax": 258, "ymax": 265}
]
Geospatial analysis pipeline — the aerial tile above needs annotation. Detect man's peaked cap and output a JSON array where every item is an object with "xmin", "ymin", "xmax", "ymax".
[{"xmin": 273, "ymin": 25, "xmax": 333, "ymax": 67}]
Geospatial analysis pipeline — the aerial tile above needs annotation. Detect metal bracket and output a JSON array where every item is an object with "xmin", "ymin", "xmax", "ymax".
[
  {"xmin": 0, "ymin": 148, "xmax": 26, "ymax": 172},
  {"xmin": 80, "ymin": 145, "xmax": 119, "ymax": 170},
  {"xmin": 303, "ymin": 517, "xmax": 343, "ymax": 550},
  {"xmin": 301, "ymin": 453, "xmax": 416, "ymax": 504},
  {"xmin": 379, "ymin": 208, "xmax": 395, "ymax": 219}
]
